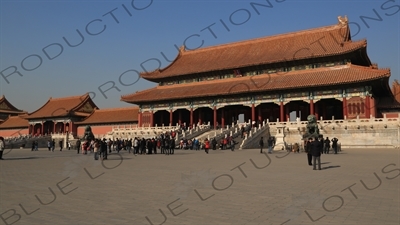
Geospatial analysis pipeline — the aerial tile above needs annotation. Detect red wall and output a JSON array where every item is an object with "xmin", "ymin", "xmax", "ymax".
[
  {"xmin": 77, "ymin": 125, "xmax": 113, "ymax": 137},
  {"xmin": 0, "ymin": 128, "xmax": 29, "ymax": 137}
]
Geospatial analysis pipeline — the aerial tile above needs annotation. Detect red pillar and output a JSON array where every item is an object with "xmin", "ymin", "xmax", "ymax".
[
  {"xmin": 257, "ymin": 106, "xmax": 262, "ymax": 122},
  {"xmin": 150, "ymin": 111, "xmax": 154, "ymax": 127},
  {"xmin": 190, "ymin": 108, "xmax": 193, "ymax": 127},
  {"xmin": 178, "ymin": 110, "xmax": 182, "ymax": 125},
  {"xmin": 365, "ymin": 96, "xmax": 370, "ymax": 118},
  {"xmin": 138, "ymin": 112, "xmax": 142, "ymax": 127},
  {"xmin": 310, "ymin": 99, "xmax": 314, "ymax": 115},
  {"xmin": 251, "ymin": 104, "xmax": 255, "ymax": 123},
  {"xmin": 169, "ymin": 110, "xmax": 173, "ymax": 125},
  {"xmin": 279, "ymin": 102, "xmax": 284, "ymax": 122},
  {"xmin": 370, "ymin": 97, "xmax": 376, "ymax": 118},
  {"xmin": 315, "ymin": 102, "xmax": 319, "ymax": 119},
  {"xmin": 53, "ymin": 121, "xmax": 56, "ymax": 133},
  {"xmin": 213, "ymin": 107, "xmax": 217, "ymax": 129},
  {"xmin": 41, "ymin": 122, "xmax": 44, "ymax": 135},
  {"xmin": 342, "ymin": 98, "xmax": 347, "ymax": 119},
  {"xmin": 63, "ymin": 122, "xmax": 66, "ymax": 133},
  {"xmin": 221, "ymin": 108, "xmax": 225, "ymax": 128},
  {"xmin": 70, "ymin": 121, "xmax": 73, "ymax": 134}
]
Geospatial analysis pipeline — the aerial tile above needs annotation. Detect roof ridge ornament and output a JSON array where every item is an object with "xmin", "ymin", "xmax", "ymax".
[
  {"xmin": 179, "ymin": 45, "xmax": 186, "ymax": 53},
  {"xmin": 337, "ymin": 15, "xmax": 348, "ymax": 25}
]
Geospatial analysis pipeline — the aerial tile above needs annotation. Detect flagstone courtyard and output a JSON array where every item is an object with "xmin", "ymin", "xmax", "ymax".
[{"xmin": 0, "ymin": 148, "xmax": 399, "ymax": 225}]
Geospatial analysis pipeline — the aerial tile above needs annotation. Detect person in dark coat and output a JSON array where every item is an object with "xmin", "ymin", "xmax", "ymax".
[
  {"xmin": 324, "ymin": 137, "xmax": 330, "ymax": 154},
  {"xmin": 101, "ymin": 139, "xmax": 107, "ymax": 160},
  {"xmin": 331, "ymin": 137, "xmax": 339, "ymax": 154},
  {"xmin": 259, "ymin": 137, "xmax": 264, "ymax": 153},
  {"xmin": 306, "ymin": 138, "xmax": 313, "ymax": 166},
  {"xmin": 76, "ymin": 139, "xmax": 81, "ymax": 154},
  {"xmin": 310, "ymin": 137, "xmax": 323, "ymax": 170},
  {"xmin": 212, "ymin": 138, "xmax": 217, "ymax": 150},
  {"xmin": 169, "ymin": 138, "xmax": 175, "ymax": 155}
]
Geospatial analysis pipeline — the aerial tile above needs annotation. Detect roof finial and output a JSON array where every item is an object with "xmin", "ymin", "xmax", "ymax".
[
  {"xmin": 337, "ymin": 15, "xmax": 348, "ymax": 25},
  {"xmin": 179, "ymin": 45, "xmax": 186, "ymax": 53}
]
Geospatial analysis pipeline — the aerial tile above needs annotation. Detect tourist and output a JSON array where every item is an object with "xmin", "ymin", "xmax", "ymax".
[
  {"xmin": 169, "ymin": 138, "xmax": 175, "ymax": 155},
  {"xmin": 0, "ymin": 136, "xmax": 5, "ymax": 160},
  {"xmin": 230, "ymin": 138, "xmax": 235, "ymax": 151},
  {"xmin": 101, "ymin": 139, "xmax": 107, "ymax": 160},
  {"xmin": 259, "ymin": 137, "xmax": 264, "ymax": 153},
  {"xmin": 59, "ymin": 140, "xmax": 63, "ymax": 151},
  {"xmin": 47, "ymin": 140, "xmax": 51, "ymax": 151},
  {"xmin": 212, "ymin": 138, "xmax": 217, "ymax": 150},
  {"xmin": 93, "ymin": 139, "xmax": 100, "ymax": 160},
  {"xmin": 223, "ymin": 137, "xmax": 228, "ymax": 150},
  {"xmin": 267, "ymin": 137, "xmax": 274, "ymax": 154},
  {"xmin": 147, "ymin": 139, "xmax": 152, "ymax": 154},
  {"xmin": 306, "ymin": 138, "xmax": 313, "ymax": 166},
  {"xmin": 164, "ymin": 138, "xmax": 170, "ymax": 155},
  {"xmin": 51, "ymin": 139, "xmax": 55, "ymax": 152},
  {"xmin": 310, "ymin": 137, "xmax": 323, "ymax": 170},
  {"xmin": 133, "ymin": 137, "xmax": 139, "ymax": 155},
  {"xmin": 76, "ymin": 139, "xmax": 81, "ymax": 154},
  {"xmin": 67, "ymin": 141, "xmax": 71, "ymax": 150},
  {"xmin": 31, "ymin": 142, "xmax": 35, "ymax": 151},
  {"xmin": 107, "ymin": 139, "xmax": 112, "ymax": 153},
  {"xmin": 34, "ymin": 141, "xmax": 38, "ymax": 151},
  {"xmin": 332, "ymin": 137, "xmax": 339, "ymax": 154},
  {"xmin": 152, "ymin": 138, "xmax": 156, "ymax": 154},
  {"xmin": 140, "ymin": 138, "xmax": 146, "ymax": 155},
  {"xmin": 204, "ymin": 138, "xmax": 210, "ymax": 154},
  {"xmin": 324, "ymin": 137, "xmax": 331, "ymax": 154}
]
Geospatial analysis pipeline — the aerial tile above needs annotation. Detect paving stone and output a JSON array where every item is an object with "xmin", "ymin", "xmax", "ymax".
[{"xmin": 0, "ymin": 148, "xmax": 399, "ymax": 225}]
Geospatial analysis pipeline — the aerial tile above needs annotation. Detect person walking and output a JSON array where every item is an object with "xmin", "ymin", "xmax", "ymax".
[
  {"xmin": 76, "ymin": 139, "xmax": 81, "ymax": 154},
  {"xmin": 259, "ymin": 137, "xmax": 264, "ymax": 153},
  {"xmin": 59, "ymin": 140, "xmax": 63, "ymax": 151},
  {"xmin": 204, "ymin": 138, "xmax": 210, "ymax": 154},
  {"xmin": 310, "ymin": 137, "xmax": 323, "ymax": 170}
]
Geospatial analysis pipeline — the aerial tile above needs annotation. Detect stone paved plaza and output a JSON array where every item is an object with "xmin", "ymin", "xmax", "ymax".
[{"xmin": 0, "ymin": 147, "xmax": 399, "ymax": 225}]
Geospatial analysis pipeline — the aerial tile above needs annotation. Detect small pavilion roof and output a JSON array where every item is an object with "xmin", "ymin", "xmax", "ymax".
[
  {"xmin": 24, "ymin": 93, "xmax": 98, "ymax": 119},
  {"xmin": 141, "ymin": 21, "xmax": 367, "ymax": 81},
  {"xmin": 0, "ymin": 95, "xmax": 25, "ymax": 114},
  {"xmin": 0, "ymin": 115, "xmax": 29, "ymax": 129},
  {"xmin": 75, "ymin": 107, "xmax": 139, "ymax": 125},
  {"xmin": 122, "ymin": 64, "xmax": 390, "ymax": 104}
]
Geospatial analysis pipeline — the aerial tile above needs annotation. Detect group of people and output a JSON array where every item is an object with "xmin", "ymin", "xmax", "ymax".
[
  {"xmin": 45, "ymin": 139, "xmax": 73, "ymax": 152},
  {"xmin": 305, "ymin": 136, "xmax": 340, "ymax": 170},
  {"xmin": 259, "ymin": 136, "xmax": 275, "ymax": 154},
  {"xmin": 178, "ymin": 135, "xmax": 237, "ymax": 151}
]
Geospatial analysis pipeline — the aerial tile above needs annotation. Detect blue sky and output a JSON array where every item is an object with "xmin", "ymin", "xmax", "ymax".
[{"xmin": 0, "ymin": 0, "xmax": 399, "ymax": 112}]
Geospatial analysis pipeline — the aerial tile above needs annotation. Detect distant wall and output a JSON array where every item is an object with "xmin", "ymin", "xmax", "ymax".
[
  {"xmin": 268, "ymin": 117, "xmax": 400, "ymax": 148},
  {"xmin": 0, "ymin": 128, "xmax": 29, "ymax": 137}
]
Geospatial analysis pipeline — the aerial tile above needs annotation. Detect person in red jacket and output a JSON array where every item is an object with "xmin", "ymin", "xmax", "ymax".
[{"xmin": 204, "ymin": 138, "xmax": 210, "ymax": 154}]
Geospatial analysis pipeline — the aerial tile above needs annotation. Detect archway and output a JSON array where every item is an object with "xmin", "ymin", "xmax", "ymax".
[
  {"xmin": 154, "ymin": 110, "xmax": 169, "ymax": 126},
  {"xmin": 257, "ymin": 103, "xmax": 280, "ymax": 122},
  {"xmin": 315, "ymin": 98, "xmax": 343, "ymax": 120},
  {"xmin": 285, "ymin": 100, "xmax": 310, "ymax": 121},
  {"xmin": 173, "ymin": 109, "xmax": 190, "ymax": 127}
]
